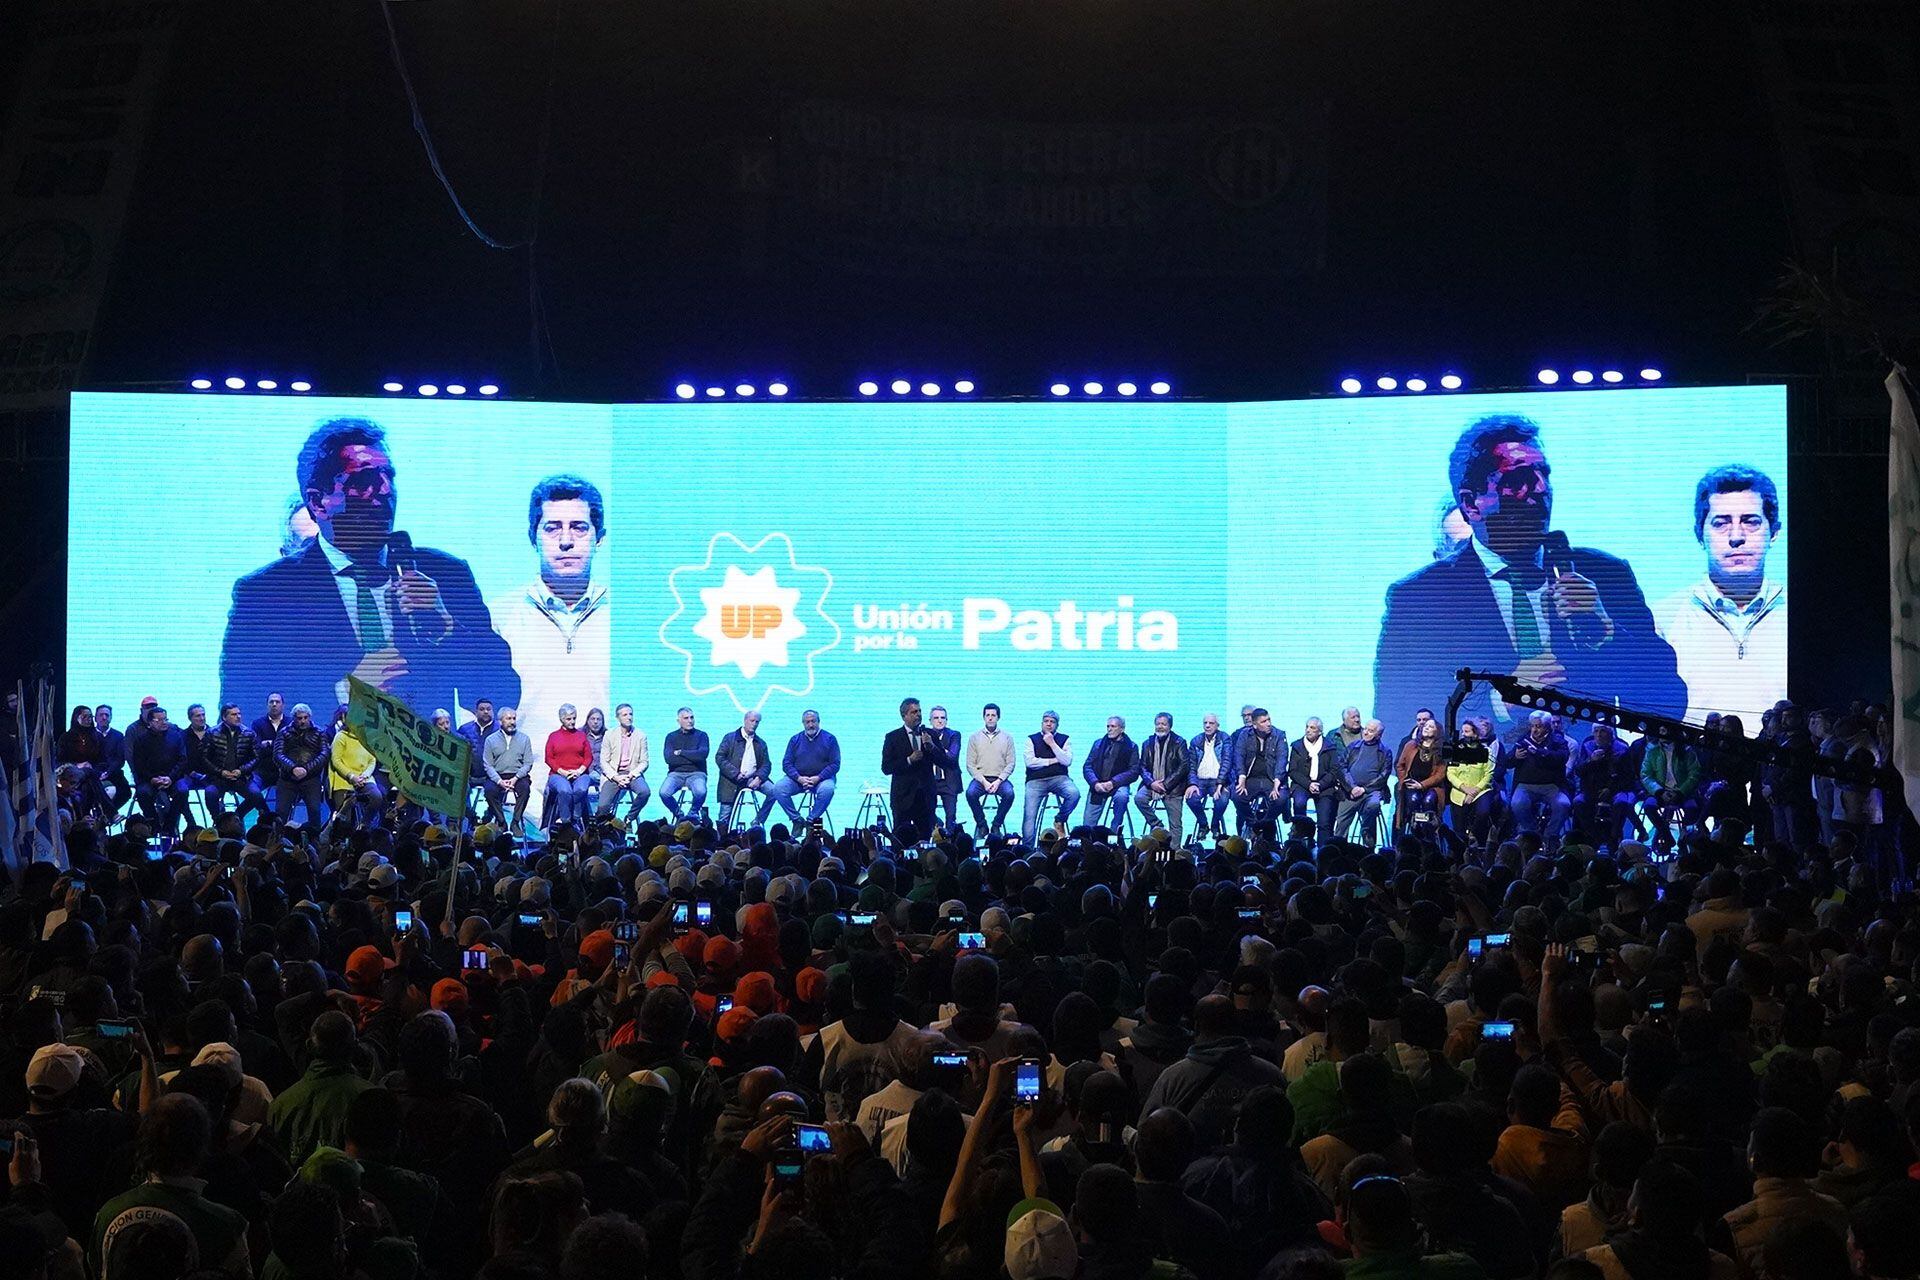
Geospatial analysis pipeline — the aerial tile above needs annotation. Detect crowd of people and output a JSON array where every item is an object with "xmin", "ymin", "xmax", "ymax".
[{"xmin": 3, "ymin": 681, "xmax": 1919, "ymax": 1280}]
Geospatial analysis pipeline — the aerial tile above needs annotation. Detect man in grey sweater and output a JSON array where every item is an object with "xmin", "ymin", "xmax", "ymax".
[{"xmin": 483, "ymin": 706, "xmax": 535, "ymax": 829}]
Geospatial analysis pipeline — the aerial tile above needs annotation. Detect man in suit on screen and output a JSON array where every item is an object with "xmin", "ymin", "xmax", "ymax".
[
  {"xmin": 220, "ymin": 417, "xmax": 520, "ymax": 721},
  {"xmin": 1373, "ymin": 414, "xmax": 1684, "ymax": 737}
]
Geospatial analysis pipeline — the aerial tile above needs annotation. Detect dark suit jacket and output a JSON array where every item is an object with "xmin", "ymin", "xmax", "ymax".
[
  {"xmin": 1373, "ymin": 540, "xmax": 1684, "ymax": 739},
  {"xmin": 220, "ymin": 541, "xmax": 520, "ymax": 721},
  {"xmin": 928, "ymin": 727, "xmax": 963, "ymax": 796},
  {"xmin": 714, "ymin": 731, "xmax": 771, "ymax": 804},
  {"xmin": 882, "ymin": 726, "xmax": 947, "ymax": 818}
]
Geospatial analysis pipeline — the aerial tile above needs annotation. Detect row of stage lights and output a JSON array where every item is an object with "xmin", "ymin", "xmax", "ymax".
[
  {"xmin": 188, "ymin": 377, "xmax": 502, "ymax": 397},
  {"xmin": 676, "ymin": 379, "xmax": 1172, "ymax": 400},
  {"xmin": 1338, "ymin": 367, "xmax": 1663, "ymax": 395}
]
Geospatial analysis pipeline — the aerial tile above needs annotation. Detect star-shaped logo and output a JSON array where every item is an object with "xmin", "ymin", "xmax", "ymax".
[
  {"xmin": 661, "ymin": 533, "xmax": 841, "ymax": 713},
  {"xmin": 690, "ymin": 566, "xmax": 805, "ymax": 679}
]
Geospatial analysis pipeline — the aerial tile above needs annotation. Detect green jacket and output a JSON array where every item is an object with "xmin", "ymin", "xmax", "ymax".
[
  {"xmin": 270, "ymin": 1060, "xmax": 372, "ymax": 1167},
  {"xmin": 1288, "ymin": 1058, "xmax": 1345, "ymax": 1144},
  {"xmin": 93, "ymin": 1177, "xmax": 250, "ymax": 1280},
  {"xmin": 1640, "ymin": 742, "xmax": 1702, "ymax": 797}
]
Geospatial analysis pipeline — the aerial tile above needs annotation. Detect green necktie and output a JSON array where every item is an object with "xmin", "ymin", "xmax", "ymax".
[
  {"xmin": 1505, "ymin": 569, "xmax": 1544, "ymax": 658},
  {"xmin": 349, "ymin": 565, "xmax": 386, "ymax": 649}
]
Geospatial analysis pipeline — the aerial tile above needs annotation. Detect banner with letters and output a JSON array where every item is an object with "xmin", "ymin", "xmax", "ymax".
[{"xmin": 347, "ymin": 677, "xmax": 472, "ymax": 818}]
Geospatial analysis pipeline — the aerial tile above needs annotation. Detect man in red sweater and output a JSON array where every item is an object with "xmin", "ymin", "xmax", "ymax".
[{"xmin": 544, "ymin": 702, "xmax": 596, "ymax": 827}]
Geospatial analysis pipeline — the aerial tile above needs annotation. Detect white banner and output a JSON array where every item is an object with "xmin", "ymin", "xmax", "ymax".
[
  {"xmin": 1888, "ymin": 366, "xmax": 1920, "ymax": 821},
  {"xmin": 0, "ymin": 1, "xmax": 181, "ymax": 407}
]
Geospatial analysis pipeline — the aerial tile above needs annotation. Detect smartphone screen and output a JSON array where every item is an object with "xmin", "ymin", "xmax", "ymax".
[
  {"xmin": 958, "ymin": 932, "xmax": 987, "ymax": 950},
  {"xmin": 393, "ymin": 909, "xmax": 414, "ymax": 933},
  {"xmin": 931, "ymin": 1051, "xmax": 969, "ymax": 1072},
  {"xmin": 613, "ymin": 921, "xmax": 637, "ymax": 943},
  {"xmin": 461, "ymin": 948, "xmax": 489, "ymax": 972},
  {"xmin": 144, "ymin": 845, "xmax": 165, "ymax": 862},
  {"xmin": 518, "ymin": 912, "xmax": 542, "ymax": 928},
  {"xmin": 716, "ymin": 995, "xmax": 734, "ymax": 1015},
  {"xmin": 612, "ymin": 941, "xmax": 630, "ymax": 969},
  {"xmin": 946, "ymin": 913, "xmax": 967, "ymax": 929},
  {"xmin": 1237, "ymin": 908, "xmax": 1260, "ymax": 921},
  {"xmin": 695, "ymin": 902, "xmax": 714, "ymax": 929},
  {"xmin": 850, "ymin": 911, "xmax": 877, "ymax": 928},
  {"xmin": 1481, "ymin": 1021, "xmax": 1516, "ymax": 1041},
  {"xmin": 97, "ymin": 1018, "xmax": 135, "ymax": 1039},
  {"xmin": 1146, "ymin": 892, "xmax": 1159, "ymax": 910},
  {"xmin": 1484, "ymin": 932, "xmax": 1511, "ymax": 948},
  {"xmin": 1466, "ymin": 937, "xmax": 1484, "ymax": 959},
  {"xmin": 1014, "ymin": 1059, "xmax": 1042, "ymax": 1105},
  {"xmin": 671, "ymin": 901, "xmax": 691, "ymax": 929},
  {"xmin": 1352, "ymin": 883, "xmax": 1371, "ymax": 899},
  {"xmin": 794, "ymin": 1122, "xmax": 832, "ymax": 1153},
  {"xmin": 771, "ymin": 1150, "xmax": 805, "ymax": 1181}
]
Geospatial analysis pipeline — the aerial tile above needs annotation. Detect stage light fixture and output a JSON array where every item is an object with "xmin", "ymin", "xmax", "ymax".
[
  {"xmin": 1405, "ymin": 378, "xmax": 1428, "ymax": 392},
  {"xmin": 1149, "ymin": 381, "xmax": 1170, "ymax": 395},
  {"xmin": 736, "ymin": 384, "xmax": 756, "ymax": 396},
  {"xmin": 1601, "ymin": 370, "xmax": 1624, "ymax": 383},
  {"xmin": 1050, "ymin": 383, "xmax": 1070, "ymax": 396},
  {"xmin": 921, "ymin": 382, "xmax": 940, "ymax": 396},
  {"xmin": 1339, "ymin": 377, "xmax": 1362, "ymax": 394},
  {"xmin": 190, "ymin": 378, "xmax": 213, "ymax": 390},
  {"xmin": 446, "ymin": 384, "xmax": 467, "ymax": 395},
  {"xmin": 382, "ymin": 381, "xmax": 404, "ymax": 393},
  {"xmin": 769, "ymin": 383, "xmax": 789, "ymax": 397},
  {"xmin": 675, "ymin": 385, "xmax": 695, "ymax": 399},
  {"xmin": 290, "ymin": 381, "xmax": 312, "ymax": 392},
  {"xmin": 1084, "ymin": 382, "xmax": 1103, "ymax": 396},
  {"xmin": 1640, "ymin": 367, "xmax": 1662, "ymax": 381},
  {"xmin": 1440, "ymin": 374, "xmax": 1463, "ymax": 390},
  {"xmin": 1571, "ymin": 370, "xmax": 1594, "ymax": 385},
  {"xmin": 255, "ymin": 379, "xmax": 278, "ymax": 390},
  {"xmin": 418, "ymin": 384, "xmax": 439, "ymax": 396},
  {"xmin": 224, "ymin": 377, "xmax": 246, "ymax": 389},
  {"xmin": 858, "ymin": 381, "xmax": 878, "ymax": 396},
  {"xmin": 478, "ymin": 384, "xmax": 499, "ymax": 396},
  {"xmin": 1376, "ymin": 376, "xmax": 1397, "ymax": 391},
  {"xmin": 954, "ymin": 380, "xmax": 975, "ymax": 394},
  {"xmin": 704, "ymin": 387, "xmax": 725, "ymax": 398},
  {"xmin": 1117, "ymin": 382, "xmax": 1138, "ymax": 396},
  {"xmin": 1536, "ymin": 369, "xmax": 1560, "ymax": 385},
  {"xmin": 890, "ymin": 379, "xmax": 910, "ymax": 394}
]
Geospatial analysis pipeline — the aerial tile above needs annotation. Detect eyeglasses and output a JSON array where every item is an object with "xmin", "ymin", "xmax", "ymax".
[
  {"xmin": 332, "ymin": 466, "xmax": 395, "ymax": 499},
  {"xmin": 1486, "ymin": 463, "xmax": 1550, "ymax": 499}
]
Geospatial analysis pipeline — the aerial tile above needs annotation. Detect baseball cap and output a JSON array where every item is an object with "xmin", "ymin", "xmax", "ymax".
[
  {"xmin": 190, "ymin": 1042, "xmax": 245, "ymax": 1087},
  {"xmin": 367, "ymin": 864, "xmax": 400, "ymax": 891},
  {"xmin": 1004, "ymin": 1199, "xmax": 1075, "ymax": 1280},
  {"xmin": 25, "ymin": 1044, "xmax": 85, "ymax": 1100}
]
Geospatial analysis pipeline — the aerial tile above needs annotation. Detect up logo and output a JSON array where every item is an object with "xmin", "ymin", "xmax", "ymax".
[
  {"xmin": 720, "ymin": 604, "xmax": 785, "ymax": 639},
  {"xmin": 661, "ymin": 533, "xmax": 843, "ymax": 714}
]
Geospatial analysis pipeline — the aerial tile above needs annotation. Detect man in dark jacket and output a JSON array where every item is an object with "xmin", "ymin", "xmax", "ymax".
[
  {"xmin": 713, "ymin": 711, "xmax": 771, "ymax": 829},
  {"xmin": 1132, "ymin": 1108, "xmax": 1231, "ymax": 1279},
  {"xmin": 1334, "ymin": 719, "xmax": 1394, "ymax": 850},
  {"xmin": 1133, "ymin": 713, "xmax": 1191, "ymax": 843},
  {"xmin": 1082, "ymin": 716, "xmax": 1141, "ymax": 836},
  {"xmin": 1139, "ymin": 995, "xmax": 1284, "ymax": 1150},
  {"xmin": 1506, "ymin": 711, "xmax": 1571, "ymax": 850},
  {"xmin": 1233, "ymin": 708, "xmax": 1287, "ymax": 835},
  {"xmin": 201, "ymin": 704, "xmax": 265, "ymax": 822},
  {"xmin": 274, "ymin": 703, "xmax": 331, "ymax": 825},
  {"xmin": 882, "ymin": 698, "xmax": 951, "ymax": 847},
  {"xmin": 130, "ymin": 707, "xmax": 191, "ymax": 834}
]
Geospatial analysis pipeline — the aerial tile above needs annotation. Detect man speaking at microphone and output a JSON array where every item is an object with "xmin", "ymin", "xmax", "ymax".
[
  {"xmin": 220, "ymin": 417, "xmax": 520, "ymax": 720},
  {"xmin": 1373, "ymin": 414, "xmax": 1684, "ymax": 737},
  {"xmin": 882, "ymin": 696, "xmax": 951, "ymax": 847}
]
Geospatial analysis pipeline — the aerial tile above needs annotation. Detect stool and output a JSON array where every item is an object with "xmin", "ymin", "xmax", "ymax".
[
  {"xmin": 790, "ymin": 788, "xmax": 835, "ymax": 836},
  {"xmin": 854, "ymin": 784, "xmax": 891, "ymax": 833},
  {"xmin": 1034, "ymin": 790, "xmax": 1067, "ymax": 838}
]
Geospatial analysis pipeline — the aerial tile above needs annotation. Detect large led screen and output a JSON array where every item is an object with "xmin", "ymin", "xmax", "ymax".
[{"xmin": 68, "ymin": 386, "xmax": 1787, "ymax": 804}]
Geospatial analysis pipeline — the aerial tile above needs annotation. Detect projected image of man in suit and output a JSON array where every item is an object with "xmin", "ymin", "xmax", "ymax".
[
  {"xmin": 219, "ymin": 417, "xmax": 521, "ymax": 720},
  {"xmin": 1372, "ymin": 414, "xmax": 1684, "ymax": 737}
]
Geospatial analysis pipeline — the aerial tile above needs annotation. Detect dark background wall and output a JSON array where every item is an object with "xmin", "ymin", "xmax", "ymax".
[{"xmin": 0, "ymin": 0, "xmax": 1911, "ymax": 711}]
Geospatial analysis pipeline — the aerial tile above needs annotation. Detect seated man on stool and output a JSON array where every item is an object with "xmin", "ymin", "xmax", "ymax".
[
  {"xmin": 1232, "ymin": 708, "xmax": 1285, "ymax": 836},
  {"xmin": 201, "ymin": 704, "xmax": 266, "ymax": 823},
  {"xmin": 1184, "ymin": 713, "xmax": 1233, "ymax": 840},
  {"xmin": 596, "ymin": 702, "xmax": 650, "ymax": 822},
  {"xmin": 1134, "ymin": 712, "xmax": 1190, "ymax": 842},
  {"xmin": 1021, "ymin": 711, "xmax": 1079, "ymax": 845},
  {"xmin": 1081, "ymin": 716, "xmax": 1140, "ymax": 836},
  {"xmin": 770, "ymin": 708, "xmax": 840, "ymax": 827},
  {"xmin": 131, "ymin": 706, "xmax": 192, "ymax": 835},
  {"xmin": 964, "ymin": 703, "xmax": 1016, "ymax": 837},
  {"xmin": 483, "ymin": 706, "xmax": 534, "ymax": 830},
  {"xmin": 1506, "ymin": 710, "xmax": 1571, "ymax": 850},
  {"xmin": 1334, "ymin": 719, "xmax": 1394, "ymax": 849},
  {"xmin": 544, "ymin": 703, "xmax": 595, "ymax": 827},
  {"xmin": 1569, "ymin": 722, "xmax": 1632, "ymax": 843}
]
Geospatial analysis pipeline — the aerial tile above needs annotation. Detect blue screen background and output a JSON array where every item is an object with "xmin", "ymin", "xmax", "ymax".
[{"xmin": 67, "ymin": 386, "xmax": 1785, "ymax": 803}]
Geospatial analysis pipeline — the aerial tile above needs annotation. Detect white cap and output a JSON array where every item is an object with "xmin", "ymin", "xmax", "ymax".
[{"xmin": 1004, "ymin": 1201, "xmax": 1076, "ymax": 1280}]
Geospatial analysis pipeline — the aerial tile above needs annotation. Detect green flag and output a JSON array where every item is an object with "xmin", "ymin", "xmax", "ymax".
[{"xmin": 345, "ymin": 677, "xmax": 472, "ymax": 817}]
